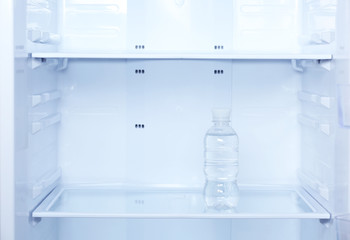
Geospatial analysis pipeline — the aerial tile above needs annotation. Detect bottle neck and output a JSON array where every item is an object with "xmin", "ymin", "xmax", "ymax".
[{"xmin": 213, "ymin": 121, "xmax": 230, "ymax": 126}]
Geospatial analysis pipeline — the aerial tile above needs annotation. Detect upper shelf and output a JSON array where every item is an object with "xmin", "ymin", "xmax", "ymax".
[
  {"xmin": 33, "ymin": 185, "xmax": 330, "ymax": 219},
  {"xmin": 30, "ymin": 52, "xmax": 333, "ymax": 60}
]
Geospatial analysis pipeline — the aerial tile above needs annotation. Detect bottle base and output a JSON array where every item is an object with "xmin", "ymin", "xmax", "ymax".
[{"xmin": 204, "ymin": 180, "xmax": 239, "ymax": 210}]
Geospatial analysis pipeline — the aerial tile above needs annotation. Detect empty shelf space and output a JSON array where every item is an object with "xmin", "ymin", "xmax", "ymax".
[
  {"xmin": 33, "ymin": 185, "xmax": 330, "ymax": 219},
  {"xmin": 30, "ymin": 52, "xmax": 333, "ymax": 60}
]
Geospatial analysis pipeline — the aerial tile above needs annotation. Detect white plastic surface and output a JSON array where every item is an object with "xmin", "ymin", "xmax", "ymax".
[
  {"xmin": 32, "ymin": 90, "xmax": 62, "ymax": 107},
  {"xmin": 298, "ymin": 115, "xmax": 331, "ymax": 136},
  {"xmin": 231, "ymin": 61, "xmax": 301, "ymax": 185},
  {"xmin": 57, "ymin": 59, "xmax": 232, "ymax": 185},
  {"xmin": 33, "ymin": 185, "xmax": 330, "ymax": 219},
  {"xmin": 28, "ymin": 30, "xmax": 61, "ymax": 44},
  {"xmin": 27, "ymin": 0, "xmax": 59, "ymax": 52},
  {"xmin": 298, "ymin": 91, "xmax": 332, "ymax": 109},
  {"xmin": 32, "ymin": 113, "xmax": 61, "ymax": 134},
  {"xmin": 59, "ymin": 0, "xmax": 127, "ymax": 52},
  {"xmin": 298, "ymin": 50, "xmax": 339, "ymax": 215},
  {"xmin": 233, "ymin": 0, "xmax": 300, "ymax": 52},
  {"xmin": 338, "ymin": 85, "xmax": 350, "ymax": 127},
  {"xmin": 0, "ymin": 0, "xmax": 15, "ymax": 239},
  {"xmin": 336, "ymin": 214, "xmax": 350, "ymax": 240},
  {"xmin": 16, "ymin": 36, "xmax": 61, "ymax": 240},
  {"xmin": 32, "ymin": 169, "xmax": 62, "ymax": 199},
  {"xmin": 301, "ymin": 0, "xmax": 337, "ymax": 54}
]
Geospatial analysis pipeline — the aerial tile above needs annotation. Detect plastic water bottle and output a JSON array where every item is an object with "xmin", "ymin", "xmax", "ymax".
[{"xmin": 204, "ymin": 108, "xmax": 239, "ymax": 210}]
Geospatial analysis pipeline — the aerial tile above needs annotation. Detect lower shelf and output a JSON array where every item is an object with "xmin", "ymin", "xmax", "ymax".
[{"xmin": 33, "ymin": 185, "xmax": 330, "ymax": 219}]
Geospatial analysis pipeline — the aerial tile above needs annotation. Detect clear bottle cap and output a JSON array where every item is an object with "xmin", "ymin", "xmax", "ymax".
[{"xmin": 212, "ymin": 108, "xmax": 231, "ymax": 121}]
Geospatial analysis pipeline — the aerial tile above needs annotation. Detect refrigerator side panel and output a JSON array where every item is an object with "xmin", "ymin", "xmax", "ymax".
[
  {"xmin": 300, "ymin": 0, "xmax": 350, "ymax": 239},
  {"xmin": 299, "ymin": 0, "xmax": 350, "ymax": 212},
  {"xmin": 13, "ymin": 1, "xmax": 60, "ymax": 240},
  {"xmin": 334, "ymin": 1, "xmax": 350, "ymax": 238},
  {"xmin": 334, "ymin": 0, "xmax": 350, "ymax": 215},
  {"xmin": 0, "ymin": 0, "xmax": 15, "ymax": 239}
]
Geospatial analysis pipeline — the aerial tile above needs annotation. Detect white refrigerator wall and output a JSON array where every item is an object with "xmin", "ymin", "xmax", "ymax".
[
  {"xmin": 57, "ymin": 59, "xmax": 233, "ymax": 185},
  {"xmin": 57, "ymin": 60, "xmax": 300, "ymax": 186},
  {"xmin": 232, "ymin": 60, "xmax": 300, "ymax": 184}
]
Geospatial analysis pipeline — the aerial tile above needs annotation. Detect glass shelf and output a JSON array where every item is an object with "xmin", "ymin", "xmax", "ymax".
[
  {"xmin": 33, "ymin": 185, "xmax": 330, "ymax": 219},
  {"xmin": 30, "ymin": 52, "xmax": 333, "ymax": 60}
]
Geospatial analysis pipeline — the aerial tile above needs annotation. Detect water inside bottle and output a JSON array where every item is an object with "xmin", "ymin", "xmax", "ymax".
[{"xmin": 203, "ymin": 109, "xmax": 239, "ymax": 210}]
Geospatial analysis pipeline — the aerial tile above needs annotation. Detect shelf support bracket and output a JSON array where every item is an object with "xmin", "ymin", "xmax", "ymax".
[
  {"xmin": 318, "ymin": 59, "xmax": 332, "ymax": 71},
  {"xmin": 29, "ymin": 201, "xmax": 43, "ymax": 226},
  {"xmin": 319, "ymin": 218, "xmax": 332, "ymax": 227},
  {"xmin": 28, "ymin": 30, "xmax": 61, "ymax": 44},
  {"xmin": 29, "ymin": 57, "xmax": 46, "ymax": 70},
  {"xmin": 310, "ymin": 31, "xmax": 335, "ymax": 45},
  {"xmin": 291, "ymin": 59, "xmax": 333, "ymax": 72},
  {"xmin": 29, "ymin": 215, "xmax": 42, "ymax": 227},
  {"xmin": 291, "ymin": 59, "xmax": 304, "ymax": 72},
  {"xmin": 32, "ymin": 114, "xmax": 61, "ymax": 134},
  {"xmin": 29, "ymin": 57, "xmax": 68, "ymax": 71},
  {"xmin": 56, "ymin": 58, "xmax": 68, "ymax": 71}
]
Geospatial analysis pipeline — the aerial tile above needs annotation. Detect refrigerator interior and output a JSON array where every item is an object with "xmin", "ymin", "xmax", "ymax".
[{"xmin": 7, "ymin": 0, "xmax": 350, "ymax": 239}]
